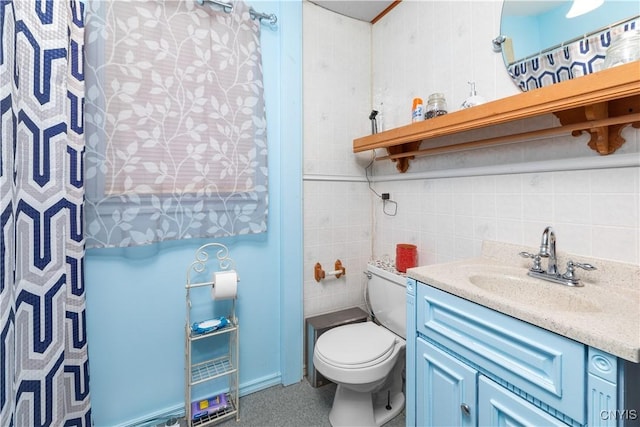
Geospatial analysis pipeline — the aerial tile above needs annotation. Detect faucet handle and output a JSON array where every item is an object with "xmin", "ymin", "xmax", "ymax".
[
  {"xmin": 567, "ymin": 260, "xmax": 597, "ymax": 271},
  {"xmin": 519, "ymin": 251, "xmax": 543, "ymax": 272},
  {"xmin": 519, "ymin": 251, "xmax": 536, "ymax": 258},
  {"xmin": 562, "ymin": 260, "xmax": 597, "ymax": 284}
]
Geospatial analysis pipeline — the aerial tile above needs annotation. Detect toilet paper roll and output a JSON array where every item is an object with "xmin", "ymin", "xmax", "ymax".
[{"xmin": 211, "ymin": 270, "xmax": 238, "ymax": 300}]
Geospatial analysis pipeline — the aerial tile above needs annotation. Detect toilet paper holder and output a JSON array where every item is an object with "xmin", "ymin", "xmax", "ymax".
[
  {"xmin": 186, "ymin": 243, "xmax": 240, "ymax": 292},
  {"xmin": 314, "ymin": 259, "xmax": 346, "ymax": 282}
]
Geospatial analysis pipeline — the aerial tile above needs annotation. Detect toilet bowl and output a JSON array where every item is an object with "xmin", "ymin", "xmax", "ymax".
[{"xmin": 312, "ymin": 264, "xmax": 407, "ymax": 427}]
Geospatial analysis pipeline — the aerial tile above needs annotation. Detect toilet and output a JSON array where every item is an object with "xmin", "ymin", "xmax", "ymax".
[{"xmin": 313, "ymin": 264, "xmax": 406, "ymax": 427}]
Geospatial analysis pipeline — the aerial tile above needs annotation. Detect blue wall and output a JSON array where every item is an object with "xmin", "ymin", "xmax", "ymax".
[{"xmin": 84, "ymin": 2, "xmax": 303, "ymax": 425}]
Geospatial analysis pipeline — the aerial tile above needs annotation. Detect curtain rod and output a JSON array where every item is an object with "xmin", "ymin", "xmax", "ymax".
[{"xmin": 196, "ymin": 0, "xmax": 277, "ymax": 25}]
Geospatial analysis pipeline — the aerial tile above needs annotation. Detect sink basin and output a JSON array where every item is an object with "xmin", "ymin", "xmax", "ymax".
[{"xmin": 467, "ymin": 272, "xmax": 601, "ymax": 313}]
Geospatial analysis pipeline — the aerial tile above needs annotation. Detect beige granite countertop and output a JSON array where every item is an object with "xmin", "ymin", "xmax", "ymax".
[{"xmin": 407, "ymin": 241, "xmax": 640, "ymax": 363}]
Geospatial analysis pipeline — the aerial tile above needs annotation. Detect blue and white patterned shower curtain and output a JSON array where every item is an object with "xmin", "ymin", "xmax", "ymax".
[
  {"xmin": 1, "ymin": 1, "xmax": 91, "ymax": 425},
  {"xmin": 508, "ymin": 17, "xmax": 638, "ymax": 91}
]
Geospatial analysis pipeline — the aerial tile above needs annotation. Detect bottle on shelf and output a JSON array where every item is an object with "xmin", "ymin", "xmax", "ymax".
[
  {"xmin": 461, "ymin": 82, "xmax": 486, "ymax": 109},
  {"xmin": 412, "ymin": 97, "xmax": 425, "ymax": 122}
]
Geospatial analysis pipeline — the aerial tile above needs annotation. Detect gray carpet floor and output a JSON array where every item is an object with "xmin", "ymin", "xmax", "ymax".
[{"xmin": 213, "ymin": 380, "xmax": 405, "ymax": 427}]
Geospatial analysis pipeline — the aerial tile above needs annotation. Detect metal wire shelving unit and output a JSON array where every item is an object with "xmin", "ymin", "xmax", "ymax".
[{"xmin": 185, "ymin": 243, "xmax": 240, "ymax": 426}]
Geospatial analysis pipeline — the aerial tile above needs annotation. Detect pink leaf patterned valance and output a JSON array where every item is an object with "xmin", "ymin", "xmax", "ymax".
[{"xmin": 84, "ymin": 0, "xmax": 268, "ymax": 248}]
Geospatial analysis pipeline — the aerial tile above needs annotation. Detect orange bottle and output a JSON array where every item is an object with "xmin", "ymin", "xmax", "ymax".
[{"xmin": 411, "ymin": 98, "xmax": 424, "ymax": 122}]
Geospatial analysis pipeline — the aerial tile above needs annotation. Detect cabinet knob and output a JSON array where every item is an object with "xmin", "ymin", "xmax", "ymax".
[{"xmin": 461, "ymin": 403, "xmax": 471, "ymax": 416}]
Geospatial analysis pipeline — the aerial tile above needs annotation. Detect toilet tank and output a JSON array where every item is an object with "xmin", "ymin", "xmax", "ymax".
[{"xmin": 367, "ymin": 264, "xmax": 406, "ymax": 339}]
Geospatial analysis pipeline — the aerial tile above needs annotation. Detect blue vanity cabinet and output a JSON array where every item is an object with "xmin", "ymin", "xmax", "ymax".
[
  {"xmin": 408, "ymin": 280, "xmax": 587, "ymax": 426},
  {"xmin": 586, "ymin": 348, "xmax": 640, "ymax": 427},
  {"xmin": 415, "ymin": 336, "xmax": 573, "ymax": 426},
  {"xmin": 407, "ymin": 279, "xmax": 640, "ymax": 427},
  {"xmin": 406, "ymin": 278, "xmax": 417, "ymax": 427},
  {"xmin": 588, "ymin": 348, "xmax": 618, "ymax": 427}
]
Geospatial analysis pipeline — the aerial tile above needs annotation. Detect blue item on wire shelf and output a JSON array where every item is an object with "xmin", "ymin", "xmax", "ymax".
[
  {"xmin": 191, "ymin": 316, "xmax": 229, "ymax": 335},
  {"xmin": 192, "ymin": 393, "xmax": 229, "ymax": 420}
]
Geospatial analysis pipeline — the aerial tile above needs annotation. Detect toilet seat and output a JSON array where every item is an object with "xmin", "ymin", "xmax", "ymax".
[{"xmin": 315, "ymin": 322, "xmax": 398, "ymax": 369}]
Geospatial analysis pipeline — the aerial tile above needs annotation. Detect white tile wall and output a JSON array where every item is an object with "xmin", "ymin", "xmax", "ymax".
[
  {"xmin": 372, "ymin": 166, "xmax": 640, "ymax": 266},
  {"xmin": 302, "ymin": 1, "xmax": 640, "ymax": 318},
  {"xmin": 303, "ymin": 2, "xmax": 373, "ymax": 318},
  {"xmin": 303, "ymin": 180, "xmax": 372, "ymax": 317},
  {"xmin": 303, "ymin": 1, "xmax": 371, "ymax": 178}
]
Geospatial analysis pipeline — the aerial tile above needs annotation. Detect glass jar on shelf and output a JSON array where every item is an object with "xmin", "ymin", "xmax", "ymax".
[
  {"xmin": 603, "ymin": 30, "xmax": 640, "ymax": 69},
  {"xmin": 426, "ymin": 93, "xmax": 448, "ymax": 119}
]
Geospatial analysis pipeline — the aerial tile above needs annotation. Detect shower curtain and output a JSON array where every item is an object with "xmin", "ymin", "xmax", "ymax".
[
  {"xmin": 508, "ymin": 17, "xmax": 638, "ymax": 91},
  {"xmin": 1, "ymin": 1, "xmax": 91, "ymax": 425}
]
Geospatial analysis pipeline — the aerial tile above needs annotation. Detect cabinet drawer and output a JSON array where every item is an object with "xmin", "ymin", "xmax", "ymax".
[
  {"xmin": 479, "ymin": 376, "xmax": 570, "ymax": 426},
  {"xmin": 417, "ymin": 283, "xmax": 585, "ymax": 424}
]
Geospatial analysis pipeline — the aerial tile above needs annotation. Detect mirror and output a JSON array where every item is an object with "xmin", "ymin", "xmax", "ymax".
[{"xmin": 500, "ymin": 0, "xmax": 639, "ymax": 65}]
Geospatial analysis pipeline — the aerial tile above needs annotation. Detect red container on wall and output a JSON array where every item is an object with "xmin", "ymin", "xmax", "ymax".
[{"xmin": 396, "ymin": 243, "xmax": 417, "ymax": 273}]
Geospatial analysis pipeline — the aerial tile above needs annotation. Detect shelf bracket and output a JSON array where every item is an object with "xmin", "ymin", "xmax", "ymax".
[
  {"xmin": 553, "ymin": 96, "xmax": 640, "ymax": 155},
  {"xmin": 386, "ymin": 141, "xmax": 421, "ymax": 172}
]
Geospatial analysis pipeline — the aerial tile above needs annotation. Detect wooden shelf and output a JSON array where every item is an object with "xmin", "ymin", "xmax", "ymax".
[{"xmin": 353, "ymin": 61, "xmax": 640, "ymax": 172}]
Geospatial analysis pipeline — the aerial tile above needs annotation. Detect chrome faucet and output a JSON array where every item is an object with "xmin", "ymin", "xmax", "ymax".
[
  {"xmin": 538, "ymin": 226, "xmax": 558, "ymax": 275},
  {"xmin": 519, "ymin": 226, "xmax": 596, "ymax": 287}
]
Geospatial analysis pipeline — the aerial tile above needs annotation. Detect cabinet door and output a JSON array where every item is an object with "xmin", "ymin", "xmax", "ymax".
[
  {"xmin": 416, "ymin": 338, "xmax": 477, "ymax": 427},
  {"xmin": 478, "ymin": 376, "xmax": 569, "ymax": 427}
]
